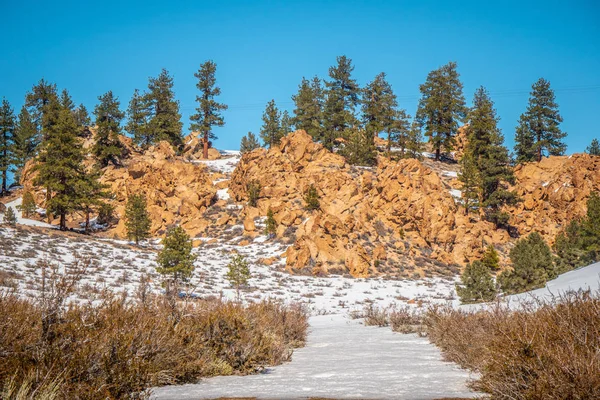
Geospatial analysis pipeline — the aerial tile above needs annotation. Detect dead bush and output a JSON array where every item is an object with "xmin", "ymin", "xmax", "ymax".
[{"xmin": 426, "ymin": 291, "xmax": 600, "ymax": 399}]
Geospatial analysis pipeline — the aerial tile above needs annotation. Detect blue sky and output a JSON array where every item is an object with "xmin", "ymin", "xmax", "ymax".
[{"xmin": 1, "ymin": 0, "xmax": 599, "ymax": 157}]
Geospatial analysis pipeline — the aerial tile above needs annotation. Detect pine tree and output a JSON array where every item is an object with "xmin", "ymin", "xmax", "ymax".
[
  {"xmin": 416, "ymin": 62, "xmax": 467, "ymax": 161},
  {"xmin": 25, "ymin": 79, "xmax": 59, "ymax": 142},
  {"xmin": 389, "ymin": 110, "xmax": 413, "ymax": 158},
  {"xmin": 323, "ymin": 56, "xmax": 360, "ymax": 150},
  {"xmin": 514, "ymin": 78, "xmax": 566, "ymax": 162},
  {"xmin": 74, "ymin": 104, "xmax": 91, "ymax": 137},
  {"xmin": 0, "ymin": 99, "xmax": 16, "ymax": 195},
  {"xmin": 240, "ymin": 132, "xmax": 261, "ymax": 154},
  {"xmin": 586, "ymin": 138, "xmax": 600, "ymax": 156},
  {"xmin": 226, "ymin": 253, "xmax": 251, "ymax": 302},
  {"xmin": 125, "ymin": 89, "xmax": 153, "ymax": 148},
  {"xmin": 260, "ymin": 100, "xmax": 282, "ymax": 148},
  {"xmin": 264, "ymin": 207, "xmax": 277, "ymax": 238},
  {"xmin": 146, "ymin": 69, "xmax": 183, "ymax": 150},
  {"xmin": 125, "ymin": 193, "xmax": 151, "ymax": 244},
  {"xmin": 553, "ymin": 218, "xmax": 587, "ymax": 273},
  {"xmin": 12, "ymin": 106, "xmax": 40, "ymax": 183},
  {"xmin": 581, "ymin": 192, "xmax": 600, "ymax": 262},
  {"xmin": 401, "ymin": 120, "xmax": 424, "ymax": 159},
  {"xmin": 96, "ymin": 202, "xmax": 115, "ymax": 226},
  {"xmin": 481, "ymin": 245, "xmax": 500, "ymax": 271},
  {"xmin": 304, "ymin": 184, "xmax": 320, "ymax": 210},
  {"xmin": 190, "ymin": 61, "xmax": 228, "ymax": 159},
  {"xmin": 156, "ymin": 226, "xmax": 196, "ymax": 283},
  {"xmin": 340, "ymin": 126, "xmax": 376, "ymax": 166},
  {"xmin": 3, "ymin": 206, "xmax": 16, "ymax": 225},
  {"xmin": 33, "ymin": 100, "xmax": 87, "ymax": 230},
  {"xmin": 499, "ymin": 232, "xmax": 556, "ymax": 294},
  {"xmin": 280, "ymin": 110, "xmax": 294, "ymax": 138},
  {"xmin": 292, "ymin": 76, "xmax": 324, "ymax": 142},
  {"xmin": 362, "ymin": 72, "xmax": 398, "ymax": 155},
  {"xmin": 78, "ymin": 167, "xmax": 110, "ymax": 232},
  {"xmin": 20, "ymin": 191, "xmax": 37, "ymax": 218},
  {"xmin": 466, "ymin": 87, "xmax": 517, "ymax": 227},
  {"xmin": 93, "ymin": 91, "xmax": 125, "ymax": 167},
  {"xmin": 459, "ymin": 151, "xmax": 481, "ymax": 215},
  {"xmin": 247, "ymin": 180, "xmax": 261, "ymax": 207},
  {"xmin": 456, "ymin": 260, "xmax": 497, "ymax": 304}
]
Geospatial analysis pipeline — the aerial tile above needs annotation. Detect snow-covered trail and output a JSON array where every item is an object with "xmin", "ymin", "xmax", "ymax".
[
  {"xmin": 3, "ymin": 197, "xmax": 54, "ymax": 228},
  {"xmin": 152, "ymin": 314, "xmax": 479, "ymax": 400}
]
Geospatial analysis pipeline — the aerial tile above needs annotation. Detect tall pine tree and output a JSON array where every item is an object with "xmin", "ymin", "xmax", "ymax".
[
  {"xmin": 93, "ymin": 91, "xmax": 125, "ymax": 167},
  {"xmin": 34, "ymin": 99, "xmax": 87, "ymax": 230},
  {"xmin": 459, "ymin": 151, "xmax": 481, "ymax": 215},
  {"xmin": 74, "ymin": 103, "xmax": 91, "ymax": 137},
  {"xmin": 416, "ymin": 62, "xmax": 467, "ymax": 161},
  {"xmin": 514, "ymin": 78, "xmax": 566, "ymax": 162},
  {"xmin": 323, "ymin": 56, "xmax": 360, "ymax": 150},
  {"xmin": 586, "ymin": 138, "xmax": 600, "ymax": 156},
  {"xmin": 362, "ymin": 72, "xmax": 398, "ymax": 156},
  {"xmin": 12, "ymin": 106, "xmax": 39, "ymax": 183},
  {"xmin": 466, "ymin": 87, "xmax": 517, "ymax": 227},
  {"xmin": 0, "ymin": 99, "xmax": 16, "ymax": 195},
  {"xmin": 125, "ymin": 89, "xmax": 153, "ymax": 148},
  {"xmin": 260, "ymin": 100, "xmax": 282, "ymax": 148},
  {"xmin": 146, "ymin": 69, "xmax": 183, "ymax": 150},
  {"xmin": 340, "ymin": 126, "xmax": 376, "ymax": 166},
  {"xmin": 280, "ymin": 110, "xmax": 293, "ymax": 137},
  {"xmin": 25, "ymin": 79, "xmax": 59, "ymax": 142},
  {"xmin": 292, "ymin": 76, "xmax": 324, "ymax": 142},
  {"xmin": 189, "ymin": 60, "xmax": 228, "ymax": 159}
]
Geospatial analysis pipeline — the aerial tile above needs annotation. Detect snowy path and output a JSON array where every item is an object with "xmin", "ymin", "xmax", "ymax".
[
  {"xmin": 2, "ymin": 197, "xmax": 54, "ymax": 228},
  {"xmin": 152, "ymin": 314, "xmax": 479, "ymax": 400}
]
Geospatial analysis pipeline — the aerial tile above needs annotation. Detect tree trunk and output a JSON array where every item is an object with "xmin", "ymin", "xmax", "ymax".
[
  {"xmin": 85, "ymin": 210, "xmax": 90, "ymax": 232},
  {"xmin": 203, "ymin": 133, "xmax": 209, "ymax": 159},
  {"xmin": 537, "ymin": 145, "xmax": 542, "ymax": 162},
  {"xmin": 60, "ymin": 213, "xmax": 66, "ymax": 231},
  {"xmin": 435, "ymin": 147, "xmax": 441, "ymax": 161},
  {"xmin": 387, "ymin": 130, "xmax": 391, "ymax": 159}
]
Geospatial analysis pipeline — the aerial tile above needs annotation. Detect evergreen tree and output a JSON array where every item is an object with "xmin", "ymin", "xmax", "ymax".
[
  {"xmin": 586, "ymin": 138, "xmax": 600, "ymax": 156},
  {"xmin": 260, "ymin": 100, "xmax": 282, "ymax": 148},
  {"xmin": 481, "ymin": 245, "xmax": 500, "ymax": 271},
  {"xmin": 60, "ymin": 89, "xmax": 75, "ymax": 112},
  {"xmin": 362, "ymin": 72, "xmax": 397, "ymax": 155},
  {"xmin": 125, "ymin": 193, "xmax": 151, "ymax": 244},
  {"xmin": 514, "ymin": 78, "xmax": 566, "ymax": 162},
  {"xmin": 581, "ymin": 192, "xmax": 600, "ymax": 262},
  {"xmin": 389, "ymin": 110, "xmax": 413, "ymax": 158},
  {"xmin": 96, "ymin": 202, "xmax": 115, "ymax": 226},
  {"xmin": 78, "ymin": 167, "xmax": 110, "ymax": 232},
  {"xmin": 74, "ymin": 104, "xmax": 91, "ymax": 137},
  {"xmin": 226, "ymin": 253, "xmax": 251, "ymax": 302},
  {"xmin": 416, "ymin": 62, "xmax": 467, "ymax": 161},
  {"xmin": 0, "ymin": 99, "xmax": 16, "ymax": 195},
  {"xmin": 466, "ymin": 87, "xmax": 517, "ymax": 227},
  {"xmin": 146, "ymin": 69, "xmax": 183, "ymax": 150},
  {"xmin": 304, "ymin": 184, "xmax": 320, "ymax": 210},
  {"xmin": 240, "ymin": 132, "xmax": 261, "ymax": 154},
  {"xmin": 3, "ymin": 206, "xmax": 16, "ymax": 225},
  {"xmin": 247, "ymin": 180, "xmax": 261, "ymax": 207},
  {"xmin": 189, "ymin": 60, "xmax": 228, "ymax": 159},
  {"xmin": 20, "ymin": 191, "xmax": 37, "ymax": 218},
  {"xmin": 292, "ymin": 76, "xmax": 324, "ymax": 142},
  {"xmin": 12, "ymin": 106, "xmax": 40, "ymax": 183},
  {"xmin": 33, "ymin": 101, "xmax": 87, "ymax": 230},
  {"xmin": 264, "ymin": 207, "xmax": 277, "ymax": 238},
  {"xmin": 499, "ymin": 232, "xmax": 556, "ymax": 294},
  {"xmin": 323, "ymin": 56, "xmax": 360, "ymax": 150},
  {"xmin": 93, "ymin": 91, "xmax": 125, "ymax": 167},
  {"xmin": 401, "ymin": 120, "xmax": 424, "ymax": 159},
  {"xmin": 280, "ymin": 110, "xmax": 294, "ymax": 137},
  {"xmin": 25, "ymin": 79, "xmax": 59, "ymax": 142},
  {"xmin": 456, "ymin": 260, "xmax": 497, "ymax": 304},
  {"xmin": 340, "ymin": 126, "xmax": 376, "ymax": 166},
  {"xmin": 125, "ymin": 89, "xmax": 153, "ymax": 148},
  {"xmin": 459, "ymin": 151, "xmax": 481, "ymax": 215},
  {"xmin": 156, "ymin": 226, "xmax": 196, "ymax": 283}
]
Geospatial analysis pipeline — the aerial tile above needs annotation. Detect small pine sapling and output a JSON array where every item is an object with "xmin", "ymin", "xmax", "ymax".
[
  {"xmin": 247, "ymin": 180, "xmax": 261, "ymax": 207},
  {"xmin": 20, "ymin": 191, "xmax": 37, "ymax": 218},
  {"xmin": 3, "ymin": 206, "xmax": 17, "ymax": 225},
  {"xmin": 226, "ymin": 253, "xmax": 251, "ymax": 302},
  {"xmin": 265, "ymin": 207, "xmax": 277, "ymax": 238},
  {"xmin": 304, "ymin": 184, "xmax": 320, "ymax": 210}
]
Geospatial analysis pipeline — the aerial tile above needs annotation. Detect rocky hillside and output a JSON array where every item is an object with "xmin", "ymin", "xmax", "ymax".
[{"xmin": 16, "ymin": 129, "xmax": 600, "ymax": 278}]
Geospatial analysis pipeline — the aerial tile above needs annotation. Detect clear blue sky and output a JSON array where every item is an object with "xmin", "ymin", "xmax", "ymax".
[{"xmin": 1, "ymin": 0, "xmax": 599, "ymax": 156}]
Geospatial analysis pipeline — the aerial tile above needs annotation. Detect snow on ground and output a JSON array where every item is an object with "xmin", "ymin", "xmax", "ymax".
[
  {"xmin": 0, "ymin": 225, "xmax": 458, "ymax": 313},
  {"xmin": 1, "ymin": 197, "xmax": 55, "ymax": 228},
  {"xmin": 442, "ymin": 170, "xmax": 458, "ymax": 178},
  {"xmin": 152, "ymin": 313, "xmax": 479, "ymax": 400},
  {"xmin": 216, "ymin": 188, "xmax": 230, "ymax": 200},
  {"xmin": 449, "ymin": 189, "xmax": 462, "ymax": 198},
  {"xmin": 193, "ymin": 153, "xmax": 241, "ymax": 174}
]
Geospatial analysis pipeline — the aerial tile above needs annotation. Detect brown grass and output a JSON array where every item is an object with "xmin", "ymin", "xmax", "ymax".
[
  {"xmin": 425, "ymin": 291, "xmax": 600, "ymax": 399},
  {"xmin": 0, "ymin": 261, "xmax": 308, "ymax": 399}
]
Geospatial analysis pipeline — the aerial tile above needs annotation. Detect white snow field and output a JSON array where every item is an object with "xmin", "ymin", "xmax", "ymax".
[
  {"xmin": 2, "ymin": 197, "xmax": 54, "ymax": 228},
  {"xmin": 152, "ymin": 314, "xmax": 479, "ymax": 400}
]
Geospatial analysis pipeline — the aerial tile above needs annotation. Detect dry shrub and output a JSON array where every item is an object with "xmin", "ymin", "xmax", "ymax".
[
  {"xmin": 426, "ymin": 291, "xmax": 600, "ymax": 399},
  {"xmin": 389, "ymin": 305, "xmax": 425, "ymax": 334},
  {"xmin": 0, "ymin": 260, "xmax": 308, "ymax": 399}
]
